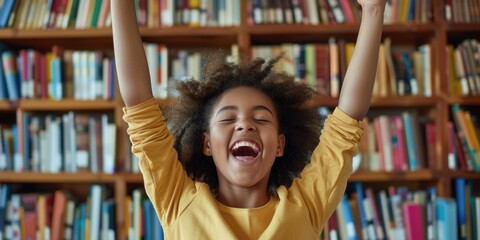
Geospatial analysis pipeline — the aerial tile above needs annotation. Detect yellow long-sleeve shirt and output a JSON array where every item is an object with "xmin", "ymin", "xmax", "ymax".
[{"xmin": 123, "ymin": 98, "xmax": 363, "ymax": 239}]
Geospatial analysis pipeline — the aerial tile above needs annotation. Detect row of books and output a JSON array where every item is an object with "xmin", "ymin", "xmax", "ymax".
[
  {"xmin": 0, "ymin": 0, "xmax": 241, "ymax": 30},
  {"xmin": 249, "ymin": 0, "xmax": 433, "ymax": 25},
  {"xmin": 357, "ymin": 111, "xmax": 433, "ymax": 173},
  {"xmin": 0, "ymin": 112, "xmax": 117, "ymax": 174},
  {"xmin": 252, "ymin": 37, "xmax": 432, "ymax": 98},
  {"xmin": 446, "ymin": 39, "xmax": 480, "ymax": 97},
  {"xmin": 448, "ymin": 105, "xmax": 480, "ymax": 172},
  {"xmin": 0, "ymin": 184, "xmax": 165, "ymax": 240},
  {"xmin": 0, "ymin": 47, "xmax": 117, "ymax": 101},
  {"xmin": 327, "ymin": 182, "xmax": 480, "ymax": 240},
  {"xmin": 0, "ymin": 36, "xmax": 437, "ymax": 102},
  {"xmin": 126, "ymin": 189, "xmax": 165, "ymax": 240},
  {"xmin": 445, "ymin": 0, "xmax": 480, "ymax": 23},
  {"xmin": 0, "ymin": 0, "xmax": 111, "ymax": 30},
  {"xmin": 0, "ymin": 184, "xmax": 116, "ymax": 240}
]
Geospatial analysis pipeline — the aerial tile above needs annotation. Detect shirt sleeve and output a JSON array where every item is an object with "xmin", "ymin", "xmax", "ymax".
[
  {"xmin": 123, "ymin": 98, "xmax": 196, "ymax": 226},
  {"xmin": 289, "ymin": 107, "xmax": 364, "ymax": 230}
]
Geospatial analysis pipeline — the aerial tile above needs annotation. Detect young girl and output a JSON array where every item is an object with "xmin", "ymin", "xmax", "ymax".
[{"xmin": 112, "ymin": 0, "xmax": 386, "ymax": 239}]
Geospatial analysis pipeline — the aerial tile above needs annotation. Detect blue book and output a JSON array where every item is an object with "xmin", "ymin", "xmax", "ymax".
[
  {"xmin": 401, "ymin": 51, "xmax": 417, "ymax": 94},
  {"xmin": 0, "ymin": 0, "xmax": 15, "ymax": 28},
  {"xmin": 402, "ymin": 112, "xmax": 418, "ymax": 170},
  {"xmin": 72, "ymin": 205, "xmax": 80, "ymax": 240},
  {"xmin": 110, "ymin": 59, "xmax": 116, "ymax": 99},
  {"xmin": 22, "ymin": 113, "xmax": 30, "ymax": 171},
  {"xmin": 2, "ymin": 51, "xmax": 20, "ymax": 100},
  {"xmin": 0, "ymin": 184, "xmax": 12, "ymax": 237},
  {"xmin": 428, "ymin": 187, "xmax": 437, "ymax": 240},
  {"xmin": 354, "ymin": 182, "xmax": 368, "ymax": 239},
  {"xmin": 436, "ymin": 198, "xmax": 458, "ymax": 240},
  {"xmin": 472, "ymin": 193, "xmax": 477, "ymax": 240},
  {"xmin": 341, "ymin": 194, "xmax": 358, "ymax": 240},
  {"xmin": 143, "ymin": 200, "xmax": 153, "ymax": 240},
  {"xmin": 407, "ymin": 0, "xmax": 416, "ymax": 21},
  {"xmin": 11, "ymin": 124, "xmax": 19, "ymax": 171},
  {"xmin": 455, "ymin": 178, "xmax": 467, "ymax": 240},
  {"xmin": 0, "ymin": 52, "xmax": 6, "ymax": 100},
  {"xmin": 153, "ymin": 207, "xmax": 164, "ymax": 240}
]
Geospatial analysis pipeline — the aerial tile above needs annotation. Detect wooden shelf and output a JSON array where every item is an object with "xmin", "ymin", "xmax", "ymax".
[
  {"xmin": 0, "ymin": 100, "xmax": 15, "ymax": 110},
  {"xmin": 247, "ymin": 23, "xmax": 436, "ymax": 35},
  {"xmin": 0, "ymin": 28, "xmax": 113, "ymax": 39},
  {"xmin": 445, "ymin": 23, "xmax": 480, "ymax": 32},
  {"xmin": 120, "ymin": 173, "xmax": 144, "ymax": 183},
  {"xmin": 0, "ymin": 171, "xmax": 118, "ymax": 183},
  {"xmin": 349, "ymin": 169, "xmax": 437, "ymax": 182},
  {"xmin": 370, "ymin": 96, "xmax": 440, "ymax": 107},
  {"xmin": 444, "ymin": 96, "xmax": 480, "ymax": 105},
  {"xmin": 0, "ymin": 27, "xmax": 238, "ymax": 49},
  {"xmin": 0, "ymin": 27, "xmax": 240, "ymax": 39},
  {"xmin": 382, "ymin": 23, "xmax": 438, "ymax": 33},
  {"xmin": 19, "ymin": 99, "xmax": 116, "ymax": 111},
  {"xmin": 446, "ymin": 170, "xmax": 480, "ymax": 179}
]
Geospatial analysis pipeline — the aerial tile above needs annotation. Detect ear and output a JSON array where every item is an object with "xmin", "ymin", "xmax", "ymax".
[
  {"xmin": 276, "ymin": 134, "xmax": 286, "ymax": 157},
  {"xmin": 203, "ymin": 133, "xmax": 212, "ymax": 156}
]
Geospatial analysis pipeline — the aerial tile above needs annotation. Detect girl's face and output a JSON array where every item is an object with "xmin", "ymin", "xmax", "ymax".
[{"xmin": 203, "ymin": 86, "xmax": 285, "ymax": 193}]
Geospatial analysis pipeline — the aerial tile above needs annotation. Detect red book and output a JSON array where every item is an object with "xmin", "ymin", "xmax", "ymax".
[
  {"xmin": 425, "ymin": 122, "xmax": 436, "ymax": 169},
  {"xmin": 403, "ymin": 203, "xmax": 425, "ymax": 240},
  {"xmin": 328, "ymin": 210, "xmax": 339, "ymax": 239},
  {"xmin": 51, "ymin": 191, "xmax": 67, "ymax": 240},
  {"xmin": 20, "ymin": 194, "xmax": 38, "ymax": 240},
  {"xmin": 314, "ymin": 44, "xmax": 330, "ymax": 96}
]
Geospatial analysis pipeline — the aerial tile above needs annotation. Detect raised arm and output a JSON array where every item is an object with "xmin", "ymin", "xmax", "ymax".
[
  {"xmin": 111, "ymin": 0, "xmax": 153, "ymax": 107},
  {"xmin": 338, "ymin": 0, "xmax": 386, "ymax": 120}
]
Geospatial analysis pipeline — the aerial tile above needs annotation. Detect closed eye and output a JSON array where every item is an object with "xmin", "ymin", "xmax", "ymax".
[
  {"xmin": 219, "ymin": 119, "xmax": 235, "ymax": 123},
  {"xmin": 255, "ymin": 119, "xmax": 270, "ymax": 123}
]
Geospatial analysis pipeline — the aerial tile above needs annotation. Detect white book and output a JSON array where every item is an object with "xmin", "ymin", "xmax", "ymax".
[
  {"xmin": 133, "ymin": 189, "xmax": 142, "ymax": 240},
  {"xmin": 90, "ymin": 185, "xmax": 102, "ymax": 240},
  {"xmin": 307, "ymin": 0, "xmax": 319, "ymax": 25},
  {"xmin": 419, "ymin": 44, "xmax": 432, "ymax": 96},
  {"xmin": 160, "ymin": 46, "xmax": 169, "ymax": 98}
]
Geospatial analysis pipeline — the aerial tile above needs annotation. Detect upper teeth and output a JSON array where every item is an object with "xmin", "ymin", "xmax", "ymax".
[{"xmin": 232, "ymin": 141, "xmax": 260, "ymax": 152}]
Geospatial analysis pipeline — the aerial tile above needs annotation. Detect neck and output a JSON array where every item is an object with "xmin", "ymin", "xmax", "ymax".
[{"xmin": 216, "ymin": 185, "xmax": 270, "ymax": 208}]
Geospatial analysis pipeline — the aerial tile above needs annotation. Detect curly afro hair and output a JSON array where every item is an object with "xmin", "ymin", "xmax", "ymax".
[{"xmin": 164, "ymin": 53, "xmax": 323, "ymax": 196}]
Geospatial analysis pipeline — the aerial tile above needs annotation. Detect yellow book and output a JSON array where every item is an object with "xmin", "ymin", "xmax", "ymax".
[
  {"xmin": 462, "ymin": 111, "xmax": 480, "ymax": 166},
  {"xmin": 37, "ymin": 195, "xmax": 46, "ymax": 240},
  {"xmin": 377, "ymin": 44, "xmax": 388, "ymax": 97},
  {"xmin": 400, "ymin": 0, "xmax": 410, "ymax": 23},
  {"xmin": 410, "ymin": 51, "xmax": 423, "ymax": 96},
  {"xmin": 446, "ymin": 45, "xmax": 460, "ymax": 96},
  {"xmin": 464, "ymin": 111, "xmax": 480, "ymax": 150},
  {"xmin": 124, "ymin": 196, "xmax": 132, "ymax": 237},
  {"xmin": 45, "ymin": 52, "xmax": 53, "ymax": 99},
  {"xmin": 383, "ymin": 37, "xmax": 397, "ymax": 96}
]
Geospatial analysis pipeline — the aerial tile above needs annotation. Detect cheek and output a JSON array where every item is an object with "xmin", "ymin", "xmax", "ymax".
[{"xmin": 209, "ymin": 127, "xmax": 232, "ymax": 151}]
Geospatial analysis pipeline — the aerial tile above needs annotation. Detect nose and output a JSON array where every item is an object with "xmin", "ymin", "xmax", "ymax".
[{"xmin": 235, "ymin": 119, "xmax": 256, "ymax": 132}]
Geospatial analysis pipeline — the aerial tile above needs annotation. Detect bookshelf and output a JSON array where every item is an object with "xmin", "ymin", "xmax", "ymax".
[{"xmin": 0, "ymin": 0, "xmax": 479, "ymax": 239}]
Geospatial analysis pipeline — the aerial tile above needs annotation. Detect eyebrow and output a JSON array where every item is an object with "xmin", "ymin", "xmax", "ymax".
[{"xmin": 215, "ymin": 105, "xmax": 275, "ymax": 117}]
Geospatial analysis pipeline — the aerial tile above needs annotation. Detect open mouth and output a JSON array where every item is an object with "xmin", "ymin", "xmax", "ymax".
[{"xmin": 231, "ymin": 141, "xmax": 260, "ymax": 162}]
